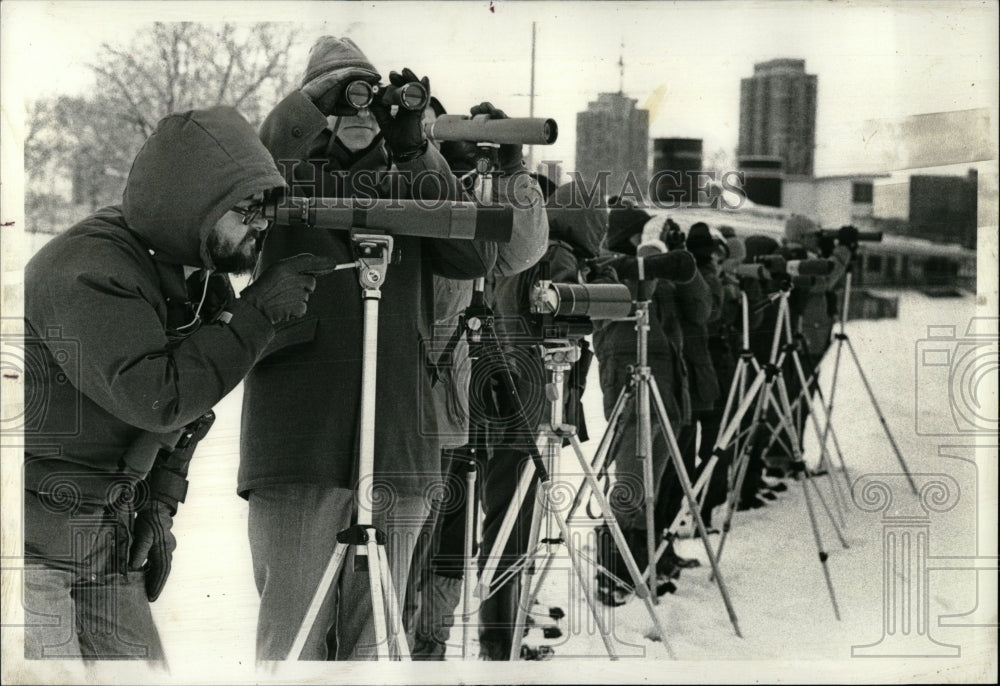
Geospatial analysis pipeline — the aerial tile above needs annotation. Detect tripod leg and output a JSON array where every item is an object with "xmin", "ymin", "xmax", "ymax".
[
  {"xmin": 634, "ymin": 369, "xmax": 660, "ymax": 604},
  {"xmin": 365, "ymin": 539, "xmax": 390, "ymax": 660},
  {"xmin": 566, "ymin": 383, "xmax": 633, "ymax": 523},
  {"xmin": 819, "ymin": 337, "xmax": 845, "ymax": 471},
  {"xmin": 649, "ymin": 379, "xmax": 743, "ymax": 638},
  {"xmin": 713, "ymin": 380, "xmax": 770, "ymax": 572},
  {"xmin": 509, "ymin": 473, "xmax": 546, "ymax": 661},
  {"xmin": 461, "ymin": 459, "xmax": 478, "ymax": 660},
  {"xmin": 478, "ymin": 462, "xmax": 535, "ymax": 599},
  {"xmin": 789, "ymin": 349, "xmax": 850, "ymax": 525},
  {"xmin": 771, "ymin": 376, "xmax": 849, "ymax": 548},
  {"xmin": 844, "ymin": 336, "xmax": 918, "ymax": 494},
  {"xmin": 288, "ymin": 542, "xmax": 350, "ymax": 660},
  {"xmin": 376, "ymin": 543, "xmax": 411, "ymax": 660},
  {"xmin": 797, "ymin": 370, "xmax": 854, "ymax": 494},
  {"xmin": 772, "ymin": 375, "xmax": 842, "ymax": 621},
  {"xmin": 763, "ymin": 385, "xmax": 847, "ymax": 527},
  {"xmin": 567, "ymin": 437, "xmax": 676, "ymax": 659}
]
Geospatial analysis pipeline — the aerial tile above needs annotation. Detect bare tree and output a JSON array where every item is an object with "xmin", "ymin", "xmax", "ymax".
[
  {"xmin": 26, "ymin": 22, "xmax": 296, "ymax": 233},
  {"xmin": 91, "ymin": 22, "xmax": 296, "ymax": 137}
]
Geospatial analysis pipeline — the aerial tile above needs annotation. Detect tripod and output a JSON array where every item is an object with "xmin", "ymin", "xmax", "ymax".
[
  {"xmin": 476, "ymin": 335, "xmax": 676, "ymax": 659},
  {"xmin": 289, "ymin": 233, "xmax": 409, "ymax": 660},
  {"xmin": 563, "ymin": 297, "xmax": 743, "ymax": 637},
  {"xmin": 818, "ymin": 263, "xmax": 917, "ymax": 494},
  {"xmin": 695, "ymin": 280, "xmax": 846, "ymax": 619}
]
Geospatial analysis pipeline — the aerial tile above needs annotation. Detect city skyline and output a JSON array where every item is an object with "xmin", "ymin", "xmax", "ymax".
[{"xmin": 4, "ymin": 1, "xmax": 997, "ymax": 181}]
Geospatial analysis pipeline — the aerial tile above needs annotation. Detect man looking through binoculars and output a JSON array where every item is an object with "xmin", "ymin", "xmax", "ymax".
[{"xmin": 239, "ymin": 36, "xmax": 499, "ymax": 660}]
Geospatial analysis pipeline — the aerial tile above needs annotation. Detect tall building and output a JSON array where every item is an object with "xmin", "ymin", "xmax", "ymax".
[
  {"xmin": 576, "ymin": 92, "xmax": 649, "ymax": 198},
  {"xmin": 738, "ymin": 59, "xmax": 818, "ymax": 177}
]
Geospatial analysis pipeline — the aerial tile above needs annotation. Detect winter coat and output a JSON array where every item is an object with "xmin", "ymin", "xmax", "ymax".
[
  {"xmin": 238, "ymin": 92, "xmax": 497, "ymax": 498},
  {"xmin": 24, "ymin": 106, "xmax": 286, "ymax": 504},
  {"xmin": 682, "ymin": 261, "xmax": 723, "ymax": 413}
]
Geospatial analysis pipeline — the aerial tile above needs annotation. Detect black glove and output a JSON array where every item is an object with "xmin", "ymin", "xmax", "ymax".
[
  {"xmin": 662, "ymin": 219, "xmax": 686, "ymax": 251},
  {"xmin": 837, "ymin": 225, "xmax": 860, "ymax": 251},
  {"xmin": 129, "ymin": 501, "xmax": 177, "ymax": 602},
  {"xmin": 370, "ymin": 68, "xmax": 430, "ymax": 161},
  {"xmin": 469, "ymin": 102, "xmax": 524, "ymax": 174},
  {"xmin": 579, "ymin": 258, "xmax": 619, "ymax": 285},
  {"xmin": 240, "ymin": 253, "xmax": 337, "ymax": 324},
  {"xmin": 817, "ymin": 234, "xmax": 837, "ymax": 258}
]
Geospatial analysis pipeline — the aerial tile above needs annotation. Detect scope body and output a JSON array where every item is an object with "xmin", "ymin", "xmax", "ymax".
[
  {"xmin": 265, "ymin": 196, "xmax": 513, "ymax": 242},
  {"xmin": 424, "ymin": 114, "xmax": 558, "ymax": 145},
  {"xmin": 816, "ymin": 228, "xmax": 883, "ymax": 242}
]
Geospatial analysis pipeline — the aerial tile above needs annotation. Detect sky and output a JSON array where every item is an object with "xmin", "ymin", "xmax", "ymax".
[{"xmin": 2, "ymin": 0, "xmax": 998, "ymax": 178}]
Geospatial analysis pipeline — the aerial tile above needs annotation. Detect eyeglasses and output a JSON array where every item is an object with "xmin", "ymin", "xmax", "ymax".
[{"xmin": 231, "ymin": 203, "xmax": 265, "ymax": 225}]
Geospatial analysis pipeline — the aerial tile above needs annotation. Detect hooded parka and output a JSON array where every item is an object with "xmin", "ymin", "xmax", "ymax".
[{"xmin": 24, "ymin": 106, "xmax": 286, "ymax": 504}]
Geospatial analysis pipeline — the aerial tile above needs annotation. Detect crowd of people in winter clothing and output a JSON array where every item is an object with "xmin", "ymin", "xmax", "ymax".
[{"xmin": 20, "ymin": 33, "xmax": 859, "ymax": 664}]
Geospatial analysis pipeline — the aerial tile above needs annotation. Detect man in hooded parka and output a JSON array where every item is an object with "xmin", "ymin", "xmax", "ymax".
[{"xmin": 22, "ymin": 106, "xmax": 324, "ymax": 660}]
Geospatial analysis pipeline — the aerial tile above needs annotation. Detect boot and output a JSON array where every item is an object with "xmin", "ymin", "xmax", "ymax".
[
  {"xmin": 625, "ymin": 529, "xmax": 676, "ymax": 597},
  {"xmin": 410, "ymin": 573, "xmax": 463, "ymax": 660},
  {"xmin": 661, "ymin": 534, "xmax": 701, "ymax": 570}
]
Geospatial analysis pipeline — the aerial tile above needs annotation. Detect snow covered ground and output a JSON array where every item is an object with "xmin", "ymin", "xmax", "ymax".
[{"xmin": 10, "ymin": 289, "xmax": 997, "ymax": 685}]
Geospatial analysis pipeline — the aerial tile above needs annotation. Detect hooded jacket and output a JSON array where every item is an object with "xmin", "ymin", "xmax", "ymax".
[
  {"xmin": 24, "ymin": 106, "xmax": 286, "ymax": 503},
  {"xmin": 239, "ymin": 80, "xmax": 497, "ymax": 498}
]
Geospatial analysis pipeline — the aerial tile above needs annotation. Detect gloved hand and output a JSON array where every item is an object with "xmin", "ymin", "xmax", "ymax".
[
  {"xmin": 837, "ymin": 225, "xmax": 860, "ymax": 251},
  {"xmin": 662, "ymin": 219, "xmax": 686, "ymax": 251},
  {"xmin": 469, "ymin": 102, "xmax": 524, "ymax": 174},
  {"xmin": 370, "ymin": 68, "xmax": 431, "ymax": 161},
  {"xmin": 128, "ymin": 500, "xmax": 177, "ymax": 602},
  {"xmin": 240, "ymin": 253, "xmax": 337, "ymax": 324},
  {"xmin": 579, "ymin": 258, "xmax": 619, "ymax": 285}
]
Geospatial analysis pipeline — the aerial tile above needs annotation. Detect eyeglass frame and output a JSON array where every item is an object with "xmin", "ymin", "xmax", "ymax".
[{"xmin": 230, "ymin": 203, "xmax": 266, "ymax": 226}]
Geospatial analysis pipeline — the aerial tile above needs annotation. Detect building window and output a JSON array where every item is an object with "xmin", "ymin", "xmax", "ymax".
[
  {"xmin": 867, "ymin": 254, "xmax": 883, "ymax": 272},
  {"xmin": 852, "ymin": 181, "xmax": 874, "ymax": 204}
]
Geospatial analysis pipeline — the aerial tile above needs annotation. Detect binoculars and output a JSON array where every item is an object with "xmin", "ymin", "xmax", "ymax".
[{"xmin": 343, "ymin": 79, "xmax": 430, "ymax": 112}]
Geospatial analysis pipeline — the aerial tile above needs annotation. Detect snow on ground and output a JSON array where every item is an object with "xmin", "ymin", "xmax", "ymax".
[{"xmin": 34, "ymin": 289, "xmax": 995, "ymax": 684}]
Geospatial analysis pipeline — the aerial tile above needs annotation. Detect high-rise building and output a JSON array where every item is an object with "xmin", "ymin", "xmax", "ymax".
[
  {"xmin": 738, "ymin": 59, "xmax": 818, "ymax": 177},
  {"xmin": 575, "ymin": 92, "xmax": 649, "ymax": 198}
]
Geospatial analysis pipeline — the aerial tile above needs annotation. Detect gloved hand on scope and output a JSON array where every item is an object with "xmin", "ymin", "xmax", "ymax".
[
  {"xmin": 370, "ymin": 68, "xmax": 431, "ymax": 161},
  {"xmin": 837, "ymin": 225, "xmax": 860, "ymax": 250},
  {"xmin": 578, "ymin": 258, "xmax": 619, "ymax": 286},
  {"xmin": 240, "ymin": 253, "xmax": 337, "ymax": 324},
  {"xmin": 661, "ymin": 218, "xmax": 686, "ymax": 251},
  {"xmin": 469, "ymin": 102, "xmax": 524, "ymax": 175}
]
